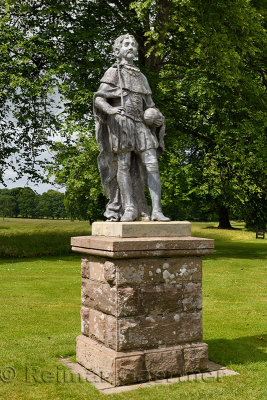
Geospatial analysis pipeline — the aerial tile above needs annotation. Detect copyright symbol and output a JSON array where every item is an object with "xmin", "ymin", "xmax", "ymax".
[{"xmin": 0, "ymin": 367, "xmax": 16, "ymax": 383}]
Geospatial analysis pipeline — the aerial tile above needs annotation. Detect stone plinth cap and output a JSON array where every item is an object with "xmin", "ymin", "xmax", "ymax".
[
  {"xmin": 92, "ymin": 221, "xmax": 191, "ymax": 238},
  {"xmin": 71, "ymin": 235, "xmax": 214, "ymax": 259}
]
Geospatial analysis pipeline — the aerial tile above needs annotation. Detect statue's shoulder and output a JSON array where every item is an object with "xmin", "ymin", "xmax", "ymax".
[
  {"xmin": 100, "ymin": 66, "xmax": 118, "ymax": 85},
  {"xmin": 140, "ymin": 71, "xmax": 149, "ymax": 83}
]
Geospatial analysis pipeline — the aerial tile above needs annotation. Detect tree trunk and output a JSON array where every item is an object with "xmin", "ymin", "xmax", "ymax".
[{"xmin": 218, "ymin": 206, "xmax": 232, "ymax": 229}]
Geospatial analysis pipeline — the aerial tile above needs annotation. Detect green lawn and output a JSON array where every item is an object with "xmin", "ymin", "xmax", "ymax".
[{"xmin": 0, "ymin": 221, "xmax": 266, "ymax": 399}]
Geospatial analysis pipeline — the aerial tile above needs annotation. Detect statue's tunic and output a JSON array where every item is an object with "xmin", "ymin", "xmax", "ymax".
[{"xmin": 95, "ymin": 65, "xmax": 159, "ymax": 153}]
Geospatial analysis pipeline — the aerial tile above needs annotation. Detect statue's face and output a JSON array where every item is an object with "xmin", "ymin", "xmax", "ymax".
[{"xmin": 118, "ymin": 37, "xmax": 138, "ymax": 62}]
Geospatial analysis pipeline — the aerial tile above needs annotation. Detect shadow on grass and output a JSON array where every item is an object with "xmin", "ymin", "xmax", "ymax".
[
  {"xmin": 0, "ymin": 231, "xmax": 90, "ymax": 258},
  {"xmin": 203, "ymin": 226, "xmax": 242, "ymax": 231},
  {"xmin": 206, "ymin": 334, "xmax": 267, "ymax": 366},
  {"xmin": 205, "ymin": 241, "xmax": 267, "ymax": 260}
]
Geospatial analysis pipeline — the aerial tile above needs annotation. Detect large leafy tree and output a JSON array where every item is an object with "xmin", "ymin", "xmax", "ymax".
[
  {"xmin": 131, "ymin": 0, "xmax": 266, "ymax": 227},
  {"xmin": 0, "ymin": 191, "xmax": 15, "ymax": 219},
  {"xmin": 36, "ymin": 189, "xmax": 66, "ymax": 219},
  {"xmin": 1, "ymin": 0, "xmax": 266, "ymax": 226},
  {"xmin": 0, "ymin": 187, "xmax": 66, "ymax": 219},
  {"xmin": 0, "ymin": 2, "xmax": 60, "ymax": 182}
]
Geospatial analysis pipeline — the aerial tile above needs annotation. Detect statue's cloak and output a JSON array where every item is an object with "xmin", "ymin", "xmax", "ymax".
[{"xmin": 94, "ymin": 65, "xmax": 166, "ymax": 221}]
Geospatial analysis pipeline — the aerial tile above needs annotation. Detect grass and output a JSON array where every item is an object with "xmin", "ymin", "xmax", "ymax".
[
  {"xmin": 0, "ymin": 221, "xmax": 266, "ymax": 399},
  {"xmin": 0, "ymin": 218, "xmax": 91, "ymax": 257}
]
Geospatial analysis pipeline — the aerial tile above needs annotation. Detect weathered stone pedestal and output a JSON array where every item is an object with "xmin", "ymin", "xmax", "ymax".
[{"xmin": 71, "ymin": 221, "xmax": 214, "ymax": 386}]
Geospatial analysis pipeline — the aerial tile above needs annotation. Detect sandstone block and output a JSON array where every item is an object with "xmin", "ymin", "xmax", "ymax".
[
  {"xmin": 82, "ymin": 279, "xmax": 140, "ymax": 317},
  {"xmin": 88, "ymin": 309, "xmax": 117, "ymax": 349},
  {"xmin": 89, "ymin": 308, "xmax": 105, "ymax": 343},
  {"xmin": 81, "ymin": 256, "xmax": 90, "ymax": 279},
  {"xmin": 104, "ymin": 261, "xmax": 117, "ymax": 283},
  {"xmin": 76, "ymin": 335, "xmax": 116, "ymax": 383},
  {"xmin": 81, "ymin": 257, "xmax": 116, "ymax": 284},
  {"xmin": 83, "ymin": 309, "xmax": 203, "ymax": 351},
  {"xmin": 145, "ymin": 349, "xmax": 183, "ymax": 379},
  {"xmin": 80, "ymin": 306, "xmax": 90, "ymax": 336},
  {"xmin": 81, "ymin": 279, "xmax": 117, "ymax": 314},
  {"xmin": 115, "ymin": 257, "xmax": 202, "ymax": 286},
  {"xmin": 139, "ymin": 284, "xmax": 183, "ymax": 314},
  {"xmin": 183, "ymin": 282, "xmax": 202, "ymax": 311},
  {"xmin": 87, "ymin": 259, "xmax": 105, "ymax": 282},
  {"xmin": 82, "ymin": 256, "xmax": 202, "ymax": 287},
  {"xmin": 118, "ymin": 312, "xmax": 202, "ymax": 351},
  {"xmin": 184, "ymin": 344, "xmax": 209, "ymax": 373},
  {"xmin": 115, "ymin": 355, "xmax": 146, "ymax": 385},
  {"xmin": 92, "ymin": 221, "xmax": 191, "ymax": 238}
]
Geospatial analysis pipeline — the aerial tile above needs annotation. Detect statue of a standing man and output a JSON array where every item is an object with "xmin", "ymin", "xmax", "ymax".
[{"xmin": 94, "ymin": 33, "xmax": 170, "ymax": 222}]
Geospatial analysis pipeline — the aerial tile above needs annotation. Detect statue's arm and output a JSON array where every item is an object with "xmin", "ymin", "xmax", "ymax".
[
  {"xmin": 95, "ymin": 96, "xmax": 116, "ymax": 115},
  {"xmin": 95, "ymin": 96, "xmax": 125, "ymax": 116},
  {"xmin": 95, "ymin": 83, "xmax": 125, "ymax": 116}
]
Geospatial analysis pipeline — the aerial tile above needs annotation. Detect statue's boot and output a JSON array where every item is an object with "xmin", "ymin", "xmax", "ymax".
[
  {"xmin": 121, "ymin": 207, "xmax": 138, "ymax": 222},
  {"xmin": 151, "ymin": 209, "xmax": 170, "ymax": 221},
  {"xmin": 140, "ymin": 212, "xmax": 150, "ymax": 221},
  {"xmin": 147, "ymin": 171, "xmax": 170, "ymax": 222}
]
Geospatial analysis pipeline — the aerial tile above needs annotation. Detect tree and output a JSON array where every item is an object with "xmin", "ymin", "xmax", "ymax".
[
  {"xmin": 0, "ymin": 192, "xmax": 15, "ymax": 219},
  {"xmin": 1, "ymin": 0, "xmax": 266, "ymax": 226},
  {"xmin": 36, "ymin": 190, "xmax": 66, "ymax": 219},
  {"xmin": 17, "ymin": 187, "xmax": 38, "ymax": 218},
  {"xmin": 0, "ymin": 4, "xmax": 60, "ymax": 184},
  {"xmin": 49, "ymin": 133, "xmax": 106, "ymax": 223},
  {"xmin": 9, "ymin": 187, "xmax": 24, "ymax": 217},
  {"xmin": 131, "ymin": 0, "xmax": 266, "ymax": 227}
]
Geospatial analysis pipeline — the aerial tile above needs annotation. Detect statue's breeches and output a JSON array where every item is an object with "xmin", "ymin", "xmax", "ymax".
[{"xmin": 107, "ymin": 114, "xmax": 158, "ymax": 153}]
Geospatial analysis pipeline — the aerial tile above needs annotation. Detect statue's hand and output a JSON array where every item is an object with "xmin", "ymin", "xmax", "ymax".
[
  {"xmin": 109, "ymin": 106, "xmax": 126, "ymax": 116},
  {"xmin": 154, "ymin": 116, "xmax": 164, "ymax": 127}
]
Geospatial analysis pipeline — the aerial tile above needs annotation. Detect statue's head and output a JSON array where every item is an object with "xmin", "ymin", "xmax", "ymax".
[{"xmin": 113, "ymin": 34, "xmax": 138, "ymax": 62}]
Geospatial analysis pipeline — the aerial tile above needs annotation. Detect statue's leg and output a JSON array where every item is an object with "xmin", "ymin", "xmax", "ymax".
[
  {"xmin": 117, "ymin": 152, "xmax": 138, "ymax": 221},
  {"xmin": 131, "ymin": 153, "xmax": 150, "ymax": 221},
  {"xmin": 139, "ymin": 149, "xmax": 170, "ymax": 222}
]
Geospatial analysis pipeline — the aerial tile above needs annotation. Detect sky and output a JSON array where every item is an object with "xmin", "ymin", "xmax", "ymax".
[{"xmin": 0, "ymin": 169, "xmax": 64, "ymax": 194}]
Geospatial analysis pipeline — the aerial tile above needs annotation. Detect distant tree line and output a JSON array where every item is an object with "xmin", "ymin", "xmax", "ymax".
[{"xmin": 0, "ymin": 188, "xmax": 67, "ymax": 220}]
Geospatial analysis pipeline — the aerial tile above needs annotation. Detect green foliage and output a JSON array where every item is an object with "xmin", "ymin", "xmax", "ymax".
[
  {"xmin": 242, "ymin": 193, "xmax": 267, "ymax": 230},
  {"xmin": 50, "ymin": 130, "xmax": 106, "ymax": 223},
  {"xmin": 0, "ymin": 187, "xmax": 67, "ymax": 219},
  {"xmin": 150, "ymin": 0, "xmax": 267, "ymax": 226},
  {"xmin": 1, "ymin": 0, "xmax": 266, "ymax": 225},
  {"xmin": 0, "ymin": 4, "xmax": 60, "ymax": 182},
  {"xmin": 16, "ymin": 187, "xmax": 38, "ymax": 218},
  {"xmin": 37, "ymin": 190, "xmax": 67, "ymax": 219},
  {"xmin": 0, "ymin": 193, "xmax": 15, "ymax": 219}
]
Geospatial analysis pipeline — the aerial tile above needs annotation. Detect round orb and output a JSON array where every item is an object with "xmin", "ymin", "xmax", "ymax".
[{"xmin": 143, "ymin": 108, "xmax": 162, "ymax": 126}]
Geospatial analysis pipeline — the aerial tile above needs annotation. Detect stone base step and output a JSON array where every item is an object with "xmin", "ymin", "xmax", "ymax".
[{"xmin": 76, "ymin": 334, "xmax": 208, "ymax": 386}]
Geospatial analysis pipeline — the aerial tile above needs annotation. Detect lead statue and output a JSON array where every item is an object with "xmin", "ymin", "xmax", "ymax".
[{"xmin": 94, "ymin": 33, "xmax": 170, "ymax": 222}]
